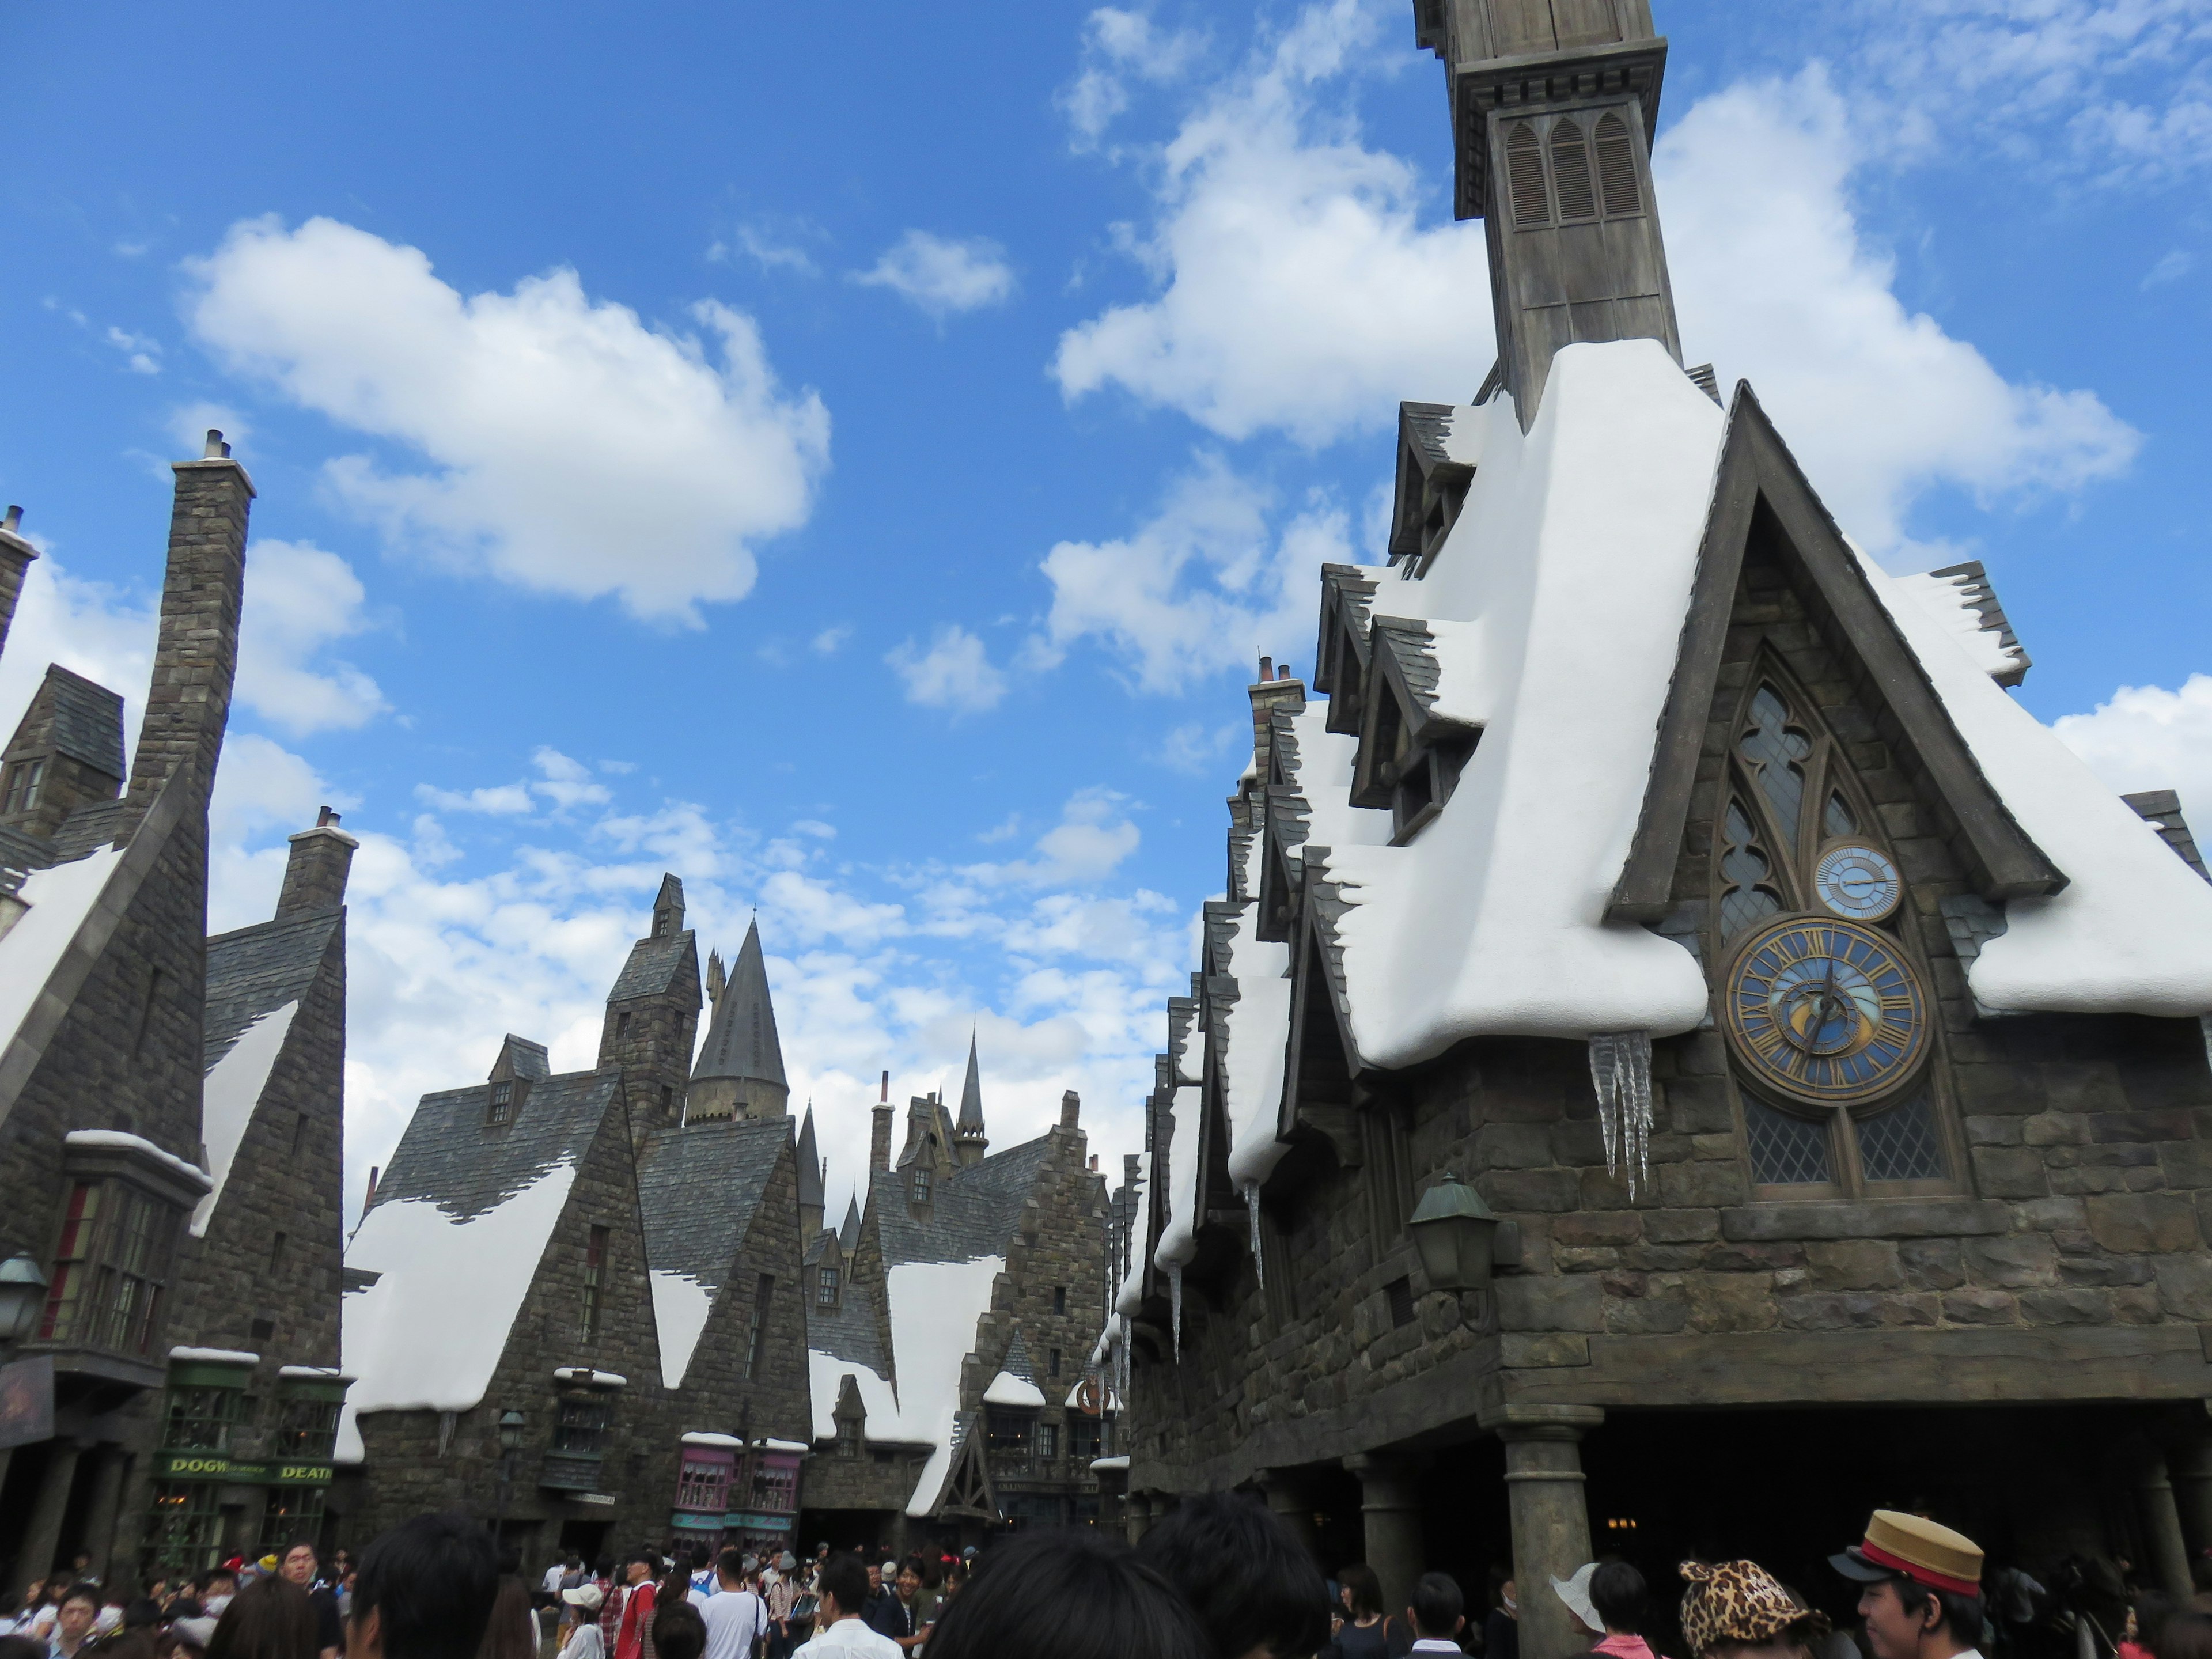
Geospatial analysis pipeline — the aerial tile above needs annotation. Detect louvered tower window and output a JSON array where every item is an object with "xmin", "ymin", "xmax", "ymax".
[
  {"xmin": 1550, "ymin": 119, "xmax": 1597, "ymax": 221},
  {"xmin": 1594, "ymin": 113, "xmax": 1641, "ymax": 216},
  {"xmin": 1505, "ymin": 123, "xmax": 1548, "ymax": 226}
]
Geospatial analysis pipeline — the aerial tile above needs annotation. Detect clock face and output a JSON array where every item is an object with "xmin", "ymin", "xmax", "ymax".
[
  {"xmin": 1813, "ymin": 842, "xmax": 1902, "ymax": 922},
  {"xmin": 1724, "ymin": 916, "xmax": 1930, "ymax": 1105}
]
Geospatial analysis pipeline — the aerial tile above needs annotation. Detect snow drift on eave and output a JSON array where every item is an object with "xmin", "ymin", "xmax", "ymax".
[
  {"xmin": 0, "ymin": 847, "xmax": 128, "ymax": 1062},
  {"xmin": 1858, "ymin": 548, "xmax": 2212, "ymax": 1014},
  {"xmin": 1325, "ymin": 340, "xmax": 1722, "ymax": 1069},
  {"xmin": 193, "ymin": 1002, "xmax": 300, "ymax": 1237},
  {"xmin": 334, "ymin": 1162, "xmax": 577, "ymax": 1462},
  {"xmin": 649, "ymin": 1270, "xmax": 713, "ymax": 1389},
  {"xmin": 886, "ymin": 1255, "xmax": 1004, "ymax": 1516},
  {"xmin": 806, "ymin": 1349, "xmax": 901, "ymax": 1444}
]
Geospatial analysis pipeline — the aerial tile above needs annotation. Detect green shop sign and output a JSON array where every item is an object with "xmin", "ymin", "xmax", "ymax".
[{"xmin": 156, "ymin": 1452, "xmax": 332, "ymax": 1486}]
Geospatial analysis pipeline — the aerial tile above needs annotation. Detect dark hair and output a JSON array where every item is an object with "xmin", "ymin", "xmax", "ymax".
[
  {"xmin": 650, "ymin": 1602, "xmax": 705, "ymax": 1659},
  {"xmin": 2153, "ymin": 1612, "xmax": 2212, "ymax": 1659},
  {"xmin": 819, "ymin": 1556, "xmax": 870, "ymax": 1619},
  {"xmin": 592, "ymin": 1562, "xmax": 613, "ymax": 1581},
  {"xmin": 477, "ymin": 1578, "xmax": 534, "ymax": 1659},
  {"xmin": 1412, "ymin": 1574, "xmax": 1465, "ymax": 1640},
  {"xmin": 123, "ymin": 1602, "xmax": 162, "ymax": 1631},
  {"xmin": 1337, "ymin": 1564, "xmax": 1385, "ymax": 1622},
  {"xmin": 60, "ymin": 1586, "xmax": 103, "ymax": 1614},
  {"xmin": 207, "ymin": 1578, "xmax": 317, "ymax": 1659},
  {"xmin": 924, "ymin": 1530, "xmax": 1210, "ymax": 1659},
  {"xmin": 716, "ymin": 1549, "xmax": 744, "ymax": 1584},
  {"xmin": 899, "ymin": 1557, "xmax": 926, "ymax": 1583},
  {"xmin": 1874, "ymin": 1577, "xmax": 1982, "ymax": 1646},
  {"xmin": 1592, "ymin": 1562, "xmax": 1647, "ymax": 1632},
  {"xmin": 350, "ymin": 1513, "xmax": 500, "ymax": 1659},
  {"xmin": 0, "ymin": 1638, "xmax": 43, "ymax": 1659},
  {"xmin": 624, "ymin": 1552, "xmax": 656, "ymax": 1575},
  {"xmin": 1134, "ymin": 1492, "xmax": 1330, "ymax": 1659}
]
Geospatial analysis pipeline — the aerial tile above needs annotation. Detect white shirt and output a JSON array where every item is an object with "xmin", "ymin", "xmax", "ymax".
[
  {"xmin": 558, "ymin": 1623, "xmax": 605, "ymax": 1659},
  {"xmin": 544, "ymin": 1567, "xmax": 570, "ymax": 1594},
  {"xmin": 699, "ymin": 1590, "xmax": 769, "ymax": 1659},
  {"xmin": 793, "ymin": 1617, "xmax": 901, "ymax": 1658},
  {"xmin": 1412, "ymin": 1643, "xmax": 1464, "ymax": 1654}
]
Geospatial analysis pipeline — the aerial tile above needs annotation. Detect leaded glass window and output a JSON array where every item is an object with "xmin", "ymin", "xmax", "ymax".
[
  {"xmin": 1744, "ymin": 1097, "xmax": 1833, "ymax": 1187},
  {"xmin": 1739, "ymin": 685, "xmax": 1812, "ymax": 848},
  {"xmin": 1824, "ymin": 791, "xmax": 1857, "ymax": 838},
  {"xmin": 1855, "ymin": 1092, "xmax": 1946, "ymax": 1183},
  {"xmin": 1718, "ymin": 799, "xmax": 1785, "ymax": 940}
]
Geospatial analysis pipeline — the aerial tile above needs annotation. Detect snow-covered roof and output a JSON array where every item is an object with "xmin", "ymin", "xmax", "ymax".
[
  {"xmin": 1089, "ymin": 1455, "xmax": 1130, "ymax": 1472},
  {"xmin": 553, "ymin": 1368, "xmax": 626, "ymax": 1387},
  {"xmin": 982, "ymin": 1369, "xmax": 1045, "ymax": 1408},
  {"xmin": 1895, "ymin": 561, "xmax": 2030, "ymax": 688},
  {"xmin": 887, "ymin": 1255, "xmax": 1005, "ymax": 1514},
  {"xmin": 0, "ymin": 846, "xmax": 127, "ymax": 1060},
  {"xmin": 1112, "ymin": 1147, "xmax": 1150, "ymax": 1317},
  {"xmin": 806, "ymin": 1349, "xmax": 904, "ymax": 1443},
  {"xmin": 634, "ymin": 1115, "xmax": 790, "ymax": 1389},
  {"xmin": 65, "ymin": 1130, "xmax": 210, "ymax": 1190},
  {"xmin": 192, "ymin": 1001, "xmax": 298, "ymax": 1237},
  {"xmin": 649, "ymin": 1272, "xmax": 713, "ymax": 1389},
  {"xmin": 1152, "ymin": 1084, "xmax": 1203, "ymax": 1272},
  {"xmin": 1222, "ymin": 835, "xmax": 1296, "ymax": 1191},
  {"xmin": 278, "ymin": 1366, "xmax": 349, "ymax": 1380},
  {"xmin": 171, "ymin": 1346, "xmax": 258, "ymax": 1365},
  {"xmin": 683, "ymin": 1431, "xmax": 741, "ymax": 1448},
  {"xmin": 762, "ymin": 1438, "xmax": 809, "ymax": 1453}
]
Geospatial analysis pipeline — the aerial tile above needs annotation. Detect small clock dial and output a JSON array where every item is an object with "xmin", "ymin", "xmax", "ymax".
[
  {"xmin": 1725, "ymin": 916, "xmax": 1929, "ymax": 1105},
  {"xmin": 1813, "ymin": 842, "xmax": 1902, "ymax": 922}
]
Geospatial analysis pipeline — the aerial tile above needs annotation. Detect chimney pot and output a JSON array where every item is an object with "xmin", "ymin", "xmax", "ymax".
[
  {"xmin": 2, "ymin": 506, "xmax": 19, "ymax": 533},
  {"xmin": 1059, "ymin": 1089, "xmax": 1081, "ymax": 1129},
  {"xmin": 203, "ymin": 429, "xmax": 225, "ymax": 459},
  {"xmin": 365, "ymin": 1164, "xmax": 381, "ymax": 1211},
  {"xmin": 317, "ymin": 804, "xmax": 340, "ymax": 828},
  {"xmin": 1258, "ymin": 654, "xmax": 1273, "ymax": 682},
  {"xmin": 880, "ymin": 1069, "xmax": 888, "ymax": 1103}
]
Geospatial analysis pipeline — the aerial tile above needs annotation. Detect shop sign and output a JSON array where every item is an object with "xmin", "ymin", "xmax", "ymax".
[
  {"xmin": 155, "ymin": 1452, "xmax": 332, "ymax": 1484},
  {"xmin": 719, "ymin": 1512, "xmax": 794, "ymax": 1533}
]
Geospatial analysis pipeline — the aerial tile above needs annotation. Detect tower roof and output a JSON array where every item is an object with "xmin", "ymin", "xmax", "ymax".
[
  {"xmin": 840, "ymin": 1192, "xmax": 862, "ymax": 1251},
  {"xmin": 690, "ymin": 917, "xmax": 787, "ymax": 1089},
  {"xmin": 795, "ymin": 1103, "xmax": 824, "ymax": 1207},
  {"xmin": 955, "ymin": 1033, "xmax": 984, "ymax": 1135}
]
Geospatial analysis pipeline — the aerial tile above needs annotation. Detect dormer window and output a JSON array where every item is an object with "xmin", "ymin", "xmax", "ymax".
[
  {"xmin": 816, "ymin": 1264, "xmax": 840, "ymax": 1307},
  {"xmin": 487, "ymin": 1080, "xmax": 514, "ymax": 1125},
  {"xmin": 2, "ymin": 757, "xmax": 43, "ymax": 815},
  {"xmin": 911, "ymin": 1168, "xmax": 931, "ymax": 1205}
]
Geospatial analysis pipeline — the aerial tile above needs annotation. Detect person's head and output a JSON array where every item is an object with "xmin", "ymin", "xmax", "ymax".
[
  {"xmin": 711, "ymin": 1550, "xmax": 740, "ymax": 1590},
  {"xmin": 922, "ymin": 1530, "xmax": 1210, "ymax": 1659},
  {"xmin": 817, "ymin": 1556, "xmax": 869, "ymax": 1623},
  {"xmin": 1680, "ymin": 1561, "xmax": 1828, "ymax": 1659},
  {"xmin": 481, "ymin": 1578, "xmax": 535, "ymax": 1659},
  {"xmin": 201, "ymin": 1573, "xmax": 236, "ymax": 1606},
  {"xmin": 558, "ymin": 1588, "xmax": 603, "ymax": 1618},
  {"xmin": 280, "ymin": 1546, "xmax": 317, "ymax": 1590},
  {"xmin": 346, "ymin": 1513, "xmax": 499, "ymax": 1659},
  {"xmin": 59, "ymin": 1586, "xmax": 101, "ymax": 1642},
  {"xmin": 592, "ymin": 1562, "xmax": 613, "ymax": 1584},
  {"xmin": 207, "ymin": 1578, "xmax": 317, "ymax": 1659},
  {"xmin": 1593, "ymin": 1563, "xmax": 1647, "ymax": 1636},
  {"xmin": 1133, "ymin": 1492, "xmax": 1330, "ymax": 1659},
  {"xmin": 648, "ymin": 1603, "xmax": 704, "ymax": 1659},
  {"xmin": 896, "ymin": 1560, "xmax": 923, "ymax": 1603},
  {"xmin": 1411, "ymin": 1575, "xmax": 1466, "ymax": 1643},
  {"xmin": 623, "ymin": 1554, "xmax": 654, "ymax": 1587},
  {"xmin": 1337, "ymin": 1565, "xmax": 1384, "ymax": 1622},
  {"xmin": 1831, "ymin": 1512, "xmax": 1982, "ymax": 1659},
  {"xmin": 2152, "ymin": 1612, "xmax": 2212, "ymax": 1659},
  {"xmin": 865, "ymin": 1563, "xmax": 882, "ymax": 1594}
]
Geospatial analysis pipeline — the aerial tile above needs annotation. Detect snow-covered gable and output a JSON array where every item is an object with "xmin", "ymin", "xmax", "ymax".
[
  {"xmin": 1895, "ymin": 561, "xmax": 2031, "ymax": 688},
  {"xmin": 633, "ymin": 1115, "xmax": 789, "ymax": 1392},
  {"xmin": 983, "ymin": 1368, "xmax": 1045, "ymax": 1408},
  {"xmin": 649, "ymin": 1272, "xmax": 713, "ymax": 1389},
  {"xmin": 1151, "ymin": 1084, "xmax": 1205, "ymax": 1271},
  {"xmin": 806, "ymin": 1349, "xmax": 902, "ymax": 1442},
  {"xmin": 0, "ymin": 845, "xmax": 127, "ymax": 1061},
  {"xmin": 193, "ymin": 1002, "xmax": 298, "ymax": 1237},
  {"xmin": 887, "ymin": 1255, "xmax": 1005, "ymax": 1515}
]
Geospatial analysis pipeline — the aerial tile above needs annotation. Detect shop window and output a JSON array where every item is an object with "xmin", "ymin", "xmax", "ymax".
[
  {"xmin": 1037, "ymin": 1422, "xmax": 1059, "ymax": 1462},
  {"xmin": 257, "ymin": 1487, "xmax": 327, "ymax": 1555},
  {"xmin": 274, "ymin": 1395, "xmax": 342, "ymax": 1460},
  {"xmin": 142, "ymin": 1483, "xmax": 223, "ymax": 1581},
  {"xmin": 984, "ymin": 1408, "xmax": 1034, "ymax": 1457},
  {"xmin": 675, "ymin": 1458, "xmax": 728, "ymax": 1511},
  {"xmin": 752, "ymin": 1460, "xmax": 798, "ymax": 1513},
  {"xmin": 1068, "ymin": 1415, "xmax": 1102, "ymax": 1463},
  {"xmin": 552, "ymin": 1395, "xmax": 613, "ymax": 1456},
  {"xmin": 164, "ymin": 1385, "xmax": 242, "ymax": 1453},
  {"xmin": 581, "ymin": 1226, "xmax": 608, "ymax": 1341},
  {"xmin": 40, "ymin": 1180, "xmax": 177, "ymax": 1355}
]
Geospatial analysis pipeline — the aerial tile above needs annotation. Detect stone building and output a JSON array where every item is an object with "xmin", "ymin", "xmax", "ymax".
[
  {"xmin": 802, "ymin": 1046, "xmax": 1118, "ymax": 1551},
  {"xmin": 335, "ymin": 892, "xmax": 812, "ymax": 1560},
  {"xmin": 0, "ymin": 434, "xmax": 347, "ymax": 1589},
  {"xmin": 1103, "ymin": 5, "xmax": 2212, "ymax": 1653}
]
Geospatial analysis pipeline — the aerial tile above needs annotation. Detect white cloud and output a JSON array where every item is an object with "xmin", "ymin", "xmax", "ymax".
[
  {"xmin": 1036, "ymin": 453, "xmax": 1343, "ymax": 693},
  {"xmin": 1659, "ymin": 68, "xmax": 2143, "ymax": 558},
  {"xmin": 185, "ymin": 216, "xmax": 830, "ymax": 624},
  {"xmin": 531, "ymin": 745, "xmax": 612, "ymax": 811},
  {"xmin": 2144, "ymin": 249, "xmax": 2194, "ymax": 288},
  {"xmin": 887, "ymin": 624, "xmax": 1009, "ymax": 714},
  {"xmin": 0, "ymin": 552, "xmax": 156, "ymax": 759},
  {"xmin": 811, "ymin": 623, "xmax": 853, "ymax": 654},
  {"xmin": 711, "ymin": 223, "xmax": 820, "ymax": 277},
  {"xmin": 107, "ymin": 327, "xmax": 161, "ymax": 376},
  {"xmin": 1060, "ymin": 7, "xmax": 1209, "ymax": 149},
  {"xmin": 234, "ymin": 539, "xmax": 389, "ymax": 737},
  {"xmin": 1054, "ymin": 0, "xmax": 1492, "ymax": 446},
  {"xmin": 855, "ymin": 230, "xmax": 1017, "ymax": 319},
  {"xmin": 2054, "ymin": 674, "xmax": 2212, "ymax": 828},
  {"xmin": 415, "ymin": 781, "xmax": 536, "ymax": 816},
  {"xmin": 1159, "ymin": 718, "xmax": 1242, "ymax": 772}
]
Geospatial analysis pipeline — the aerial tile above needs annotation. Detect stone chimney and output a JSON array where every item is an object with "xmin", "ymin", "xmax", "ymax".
[
  {"xmin": 277, "ymin": 806, "xmax": 359, "ymax": 918},
  {"xmin": 1248, "ymin": 656, "xmax": 1306, "ymax": 778},
  {"xmin": 1059, "ymin": 1090, "xmax": 1081, "ymax": 1130},
  {"xmin": 0, "ymin": 506, "xmax": 38, "ymax": 666},
  {"xmin": 870, "ymin": 1070, "xmax": 893, "ymax": 1172},
  {"xmin": 127, "ymin": 431, "xmax": 253, "ymax": 814}
]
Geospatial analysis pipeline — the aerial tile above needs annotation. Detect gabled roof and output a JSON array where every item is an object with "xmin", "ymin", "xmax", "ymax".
[
  {"xmin": 2126, "ymin": 792, "xmax": 2209, "ymax": 884},
  {"xmin": 609, "ymin": 931, "xmax": 698, "ymax": 1002},
  {"xmin": 634, "ymin": 1115, "xmax": 790, "ymax": 1294},
  {"xmin": 691, "ymin": 918, "xmax": 785, "ymax": 1086},
  {"xmin": 37, "ymin": 665, "xmax": 127, "ymax": 778},
  {"xmin": 374, "ymin": 1069, "xmax": 620, "ymax": 1221},
  {"xmin": 874, "ymin": 1131, "xmax": 1055, "ymax": 1268},
  {"xmin": 206, "ymin": 908, "xmax": 340, "ymax": 1067},
  {"xmin": 491, "ymin": 1033, "xmax": 551, "ymax": 1081}
]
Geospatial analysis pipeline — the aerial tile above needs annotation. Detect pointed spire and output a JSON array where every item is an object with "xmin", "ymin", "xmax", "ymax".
[
  {"xmin": 956, "ymin": 1032, "xmax": 984, "ymax": 1132},
  {"xmin": 705, "ymin": 949, "xmax": 726, "ymax": 1006},
  {"xmin": 839, "ymin": 1193, "xmax": 862, "ymax": 1252},
  {"xmin": 652, "ymin": 872, "xmax": 686, "ymax": 940},
  {"xmin": 685, "ymin": 916, "xmax": 790, "ymax": 1119},
  {"xmin": 794, "ymin": 1104, "xmax": 824, "ymax": 1207}
]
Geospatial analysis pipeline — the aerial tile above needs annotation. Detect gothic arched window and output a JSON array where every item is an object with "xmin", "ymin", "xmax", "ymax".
[
  {"xmin": 1505, "ymin": 123, "xmax": 1548, "ymax": 227},
  {"xmin": 1594, "ymin": 112, "xmax": 1642, "ymax": 217},
  {"xmin": 1550, "ymin": 119, "xmax": 1596, "ymax": 221}
]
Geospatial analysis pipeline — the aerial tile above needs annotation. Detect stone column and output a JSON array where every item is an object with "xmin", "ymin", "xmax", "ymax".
[
  {"xmin": 1259, "ymin": 1468, "xmax": 1320, "ymax": 1563},
  {"xmin": 1343, "ymin": 1454, "xmax": 1424, "ymax": 1622},
  {"xmin": 2171, "ymin": 1440, "xmax": 2212, "ymax": 1562},
  {"xmin": 78, "ymin": 1448, "xmax": 127, "ymax": 1582},
  {"xmin": 2135, "ymin": 1456, "xmax": 2194, "ymax": 1598},
  {"xmin": 10, "ymin": 1440, "xmax": 82, "ymax": 1599},
  {"xmin": 1491, "ymin": 1406, "xmax": 1604, "ymax": 1659}
]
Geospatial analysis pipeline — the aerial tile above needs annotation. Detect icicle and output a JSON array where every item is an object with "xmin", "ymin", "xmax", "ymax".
[
  {"xmin": 1588, "ymin": 1029, "xmax": 1654, "ymax": 1196},
  {"xmin": 1168, "ymin": 1262, "xmax": 1184, "ymax": 1362},
  {"xmin": 1244, "ymin": 1184, "xmax": 1263, "ymax": 1286}
]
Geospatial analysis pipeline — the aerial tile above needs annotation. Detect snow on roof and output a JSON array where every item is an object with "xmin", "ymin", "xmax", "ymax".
[
  {"xmin": 762, "ymin": 1438, "xmax": 809, "ymax": 1453},
  {"xmin": 1287, "ymin": 707, "xmax": 1391, "ymax": 862},
  {"xmin": 683, "ymin": 1431, "xmax": 741, "ymax": 1448},
  {"xmin": 278, "ymin": 1366, "xmax": 349, "ymax": 1380},
  {"xmin": 170, "ymin": 1346, "xmax": 258, "ymax": 1365},
  {"xmin": 649, "ymin": 1271, "xmax": 713, "ymax": 1389},
  {"xmin": 1090, "ymin": 1455, "xmax": 1130, "ymax": 1472},
  {"xmin": 192, "ymin": 1001, "xmax": 298, "ymax": 1238},
  {"xmin": 1222, "ymin": 834, "xmax": 1296, "ymax": 1191},
  {"xmin": 0, "ymin": 845, "xmax": 126, "ymax": 1062},
  {"xmin": 1322, "ymin": 342, "xmax": 1722, "ymax": 1065},
  {"xmin": 1895, "ymin": 562, "xmax": 2029, "ymax": 687},
  {"xmin": 886, "ymin": 1254, "xmax": 1005, "ymax": 1515},
  {"xmin": 554, "ymin": 1368, "xmax": 626, "ymax": 1387},
  {"xmin": 338, "ymin": 1161, "xmax": 577, "ymax": 1459},
  {"xmin": 982, "ymin": 1369, "xmax": 1045, "ymax": 1408},
  {"xmin": 65, "ymin": 1130, "xmax": 210, "ymax": 1191},
  {"xmin": 1088, "ymin": 1311, "xmax": 1124, "ymax": 1369},
  {"xmin": 1113, "ymin": 1147, "xmax": 1151, "ymax": 1317},
  {"xmin": 1859, "ymin": 544, "xmax": 2212, "ymax": 1015},
  {"xmin": 807, "ymin": 1348, "xmax": 903, "ymax": 1442},
  {"xmin": 1152, "ymin": 1085, "xmax": 1205, "ymax": 1271}
]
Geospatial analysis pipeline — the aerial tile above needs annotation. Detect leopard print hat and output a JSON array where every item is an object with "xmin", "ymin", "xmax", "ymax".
[{"xmin": 1679, "ymin": 1559, "xmax": 1828, "ymax": 1657}]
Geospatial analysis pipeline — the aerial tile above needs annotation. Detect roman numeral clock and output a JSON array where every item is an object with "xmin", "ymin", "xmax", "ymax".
[{"xmin": 1723, "ymin": 842, "xmax": 1930, "ymax": 1104}]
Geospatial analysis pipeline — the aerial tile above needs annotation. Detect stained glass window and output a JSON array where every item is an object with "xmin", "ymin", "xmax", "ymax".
[
  {"xmin": 1857, "ymin": 1093, "xmax": 1946, "ymax": 1183},
  {"xmin": 1740, "ymin": 685, "xmax": 1812, "ymax": 848},
  {"xmin": 1744, "ymin": 1097, "xmax": 1833, "ymax": 1186}
]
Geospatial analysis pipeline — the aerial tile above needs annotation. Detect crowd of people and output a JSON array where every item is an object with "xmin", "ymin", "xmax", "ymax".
[{"xmin": 6, "ymin": 1502, "xmax": 2210, "ymax": 1659}]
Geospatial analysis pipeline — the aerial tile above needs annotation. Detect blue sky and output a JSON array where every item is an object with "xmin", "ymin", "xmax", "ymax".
[{"xmin": 6, "ymin": 0, "xmax": 2211, "ymax": 1224}]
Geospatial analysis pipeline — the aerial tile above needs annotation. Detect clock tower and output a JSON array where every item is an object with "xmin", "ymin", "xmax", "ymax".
[{"xmin": 1416, "ymin": 0, "xmax": 1682, "ymax": 423}]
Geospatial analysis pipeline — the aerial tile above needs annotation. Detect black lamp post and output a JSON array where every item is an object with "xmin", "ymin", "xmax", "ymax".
[
  {"xmin": 493, "ymin": 1409, "xmax": 526, "ymax": 1537},
  {"xmin": 1407, "ymin": 1171, "xmax": 1503, "ymax": 1291}
]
